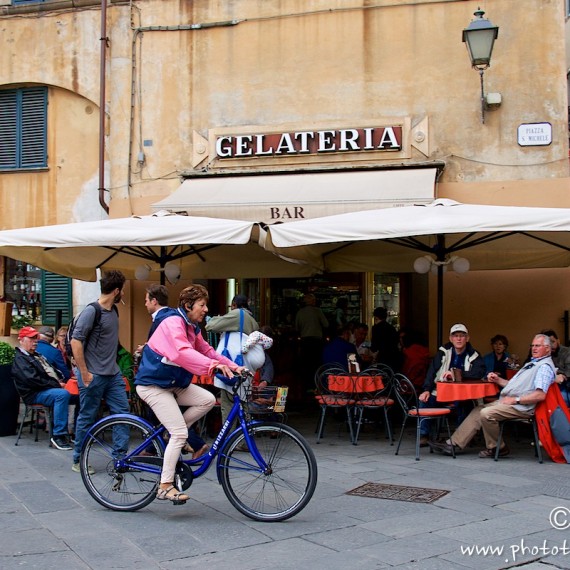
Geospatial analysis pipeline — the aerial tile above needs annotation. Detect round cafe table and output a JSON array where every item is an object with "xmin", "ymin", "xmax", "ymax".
[{"xmin": 436, "ymin": 381, "xmax": 499, "ymax": 402}]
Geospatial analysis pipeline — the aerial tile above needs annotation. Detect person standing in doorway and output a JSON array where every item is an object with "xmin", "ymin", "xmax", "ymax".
[
  {"xmin": 370, "ymin": 306, "xmax": 401, "ymax": 371},
  {"xmin": 294, "ymin": 293, "xmax": 329, "ymax": 389},
  {"xmin": 70, "ymin": 270, "xmax": 130, "ymax": 473},
  {"xmin": 206, "ymin": 294, "xmax": 259, "ymax": 426}
]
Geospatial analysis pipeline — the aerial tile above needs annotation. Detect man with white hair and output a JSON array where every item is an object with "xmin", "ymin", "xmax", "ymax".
[{"xmin": 430, "ymin": 333, "xmax": 556, "ymax": 458}]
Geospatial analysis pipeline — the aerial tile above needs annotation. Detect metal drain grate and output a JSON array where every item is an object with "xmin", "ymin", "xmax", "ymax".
[{"xmin": 346, "ymin": 482, "xmax": 449, "ymax": 504}]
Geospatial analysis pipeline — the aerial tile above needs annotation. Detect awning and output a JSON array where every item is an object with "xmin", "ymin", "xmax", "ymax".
[{"xmin": 152, "ymin": 168, "xmax": 438, "ymax": 223}]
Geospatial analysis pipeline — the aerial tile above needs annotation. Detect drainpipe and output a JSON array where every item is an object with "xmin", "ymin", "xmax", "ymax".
[{"xmin": 98, "ymin": 0, "xmax": 109, "ymax": 215}]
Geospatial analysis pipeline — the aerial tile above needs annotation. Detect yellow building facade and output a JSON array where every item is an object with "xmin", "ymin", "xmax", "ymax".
[{"xmin": 0, "ymin": 0, "xmax": 569, "ymax": 359}]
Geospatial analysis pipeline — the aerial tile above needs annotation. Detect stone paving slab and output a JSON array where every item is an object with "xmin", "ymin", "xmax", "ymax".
[{"xmin": 1, "ymin": 412, "xmax": 569, "ymax": 570}]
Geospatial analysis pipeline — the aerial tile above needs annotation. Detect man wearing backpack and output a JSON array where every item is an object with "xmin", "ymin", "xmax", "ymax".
[{"xmin": 70, "ymin": 270, "xmax": 130, "ymax": 473}]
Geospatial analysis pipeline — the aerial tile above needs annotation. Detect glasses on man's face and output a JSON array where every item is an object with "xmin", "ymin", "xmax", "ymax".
[{"xmin": 530, "ymin": 344, "xmax": 546, "ymax": 348}]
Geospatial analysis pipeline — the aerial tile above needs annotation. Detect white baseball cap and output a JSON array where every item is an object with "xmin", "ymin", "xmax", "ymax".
[{"xmin": 450, "ymin": 323, "xmax": 468, "ymax": 335}]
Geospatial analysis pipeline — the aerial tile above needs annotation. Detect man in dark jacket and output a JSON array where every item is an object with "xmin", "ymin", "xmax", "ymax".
[
  {"xmin": 12, "ymin": 326, "xmax": 72, "ymax": 450},
  {"xmin": 370, "ymin": 307, "xmax": 401, "ymax": 371},
  {"xmin": 417, "ymin": 323, "xmax": 486, "ymax": 446}
]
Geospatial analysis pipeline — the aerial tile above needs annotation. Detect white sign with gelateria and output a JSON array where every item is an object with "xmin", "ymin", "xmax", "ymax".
[{"xmin": 517, "ymin": 123, "xmax": 552, "ymax": 146}]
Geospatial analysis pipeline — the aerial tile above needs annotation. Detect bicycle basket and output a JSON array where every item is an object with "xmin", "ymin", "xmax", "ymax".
[{"xmin": 244, "ymin": 385, "xmax": 288, "ymax": 414}]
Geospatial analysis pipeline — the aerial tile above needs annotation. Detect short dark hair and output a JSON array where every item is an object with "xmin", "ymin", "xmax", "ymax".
[
  {"xmin": 354, "ymin": 322, "xmax": 368, "ymax": 331},
  {"xmin": 490, "ymin": 334, "xmax": 509, "ymax": 347},
  {"xmin": 541, "ymin": 329, "xmax": 558, "ymax": 339},
  {"xmin": 373, "ymin": 307, "xmax": 387, "ymax": 320},
  {"xmin": 232, "ymin": 294, "xmax": 249, "ymax": 310},
  {"xmin": 146, "ymin": 284, "xmax": 169, "ymax": 307},
  {"xmin": 100, "ymin": 270, "xmax": 126, "ymax": 294},
  {"xmin": 179, "ymin": 284, "xmax": 209, "ymax": 310}
]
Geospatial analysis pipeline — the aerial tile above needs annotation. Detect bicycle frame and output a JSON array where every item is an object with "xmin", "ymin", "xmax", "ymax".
[{"xmin": 86, "ymin": 389, "xmax": 270, "ymax": 482}]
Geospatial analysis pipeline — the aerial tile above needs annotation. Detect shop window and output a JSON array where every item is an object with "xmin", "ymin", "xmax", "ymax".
[
  {"xmin": 4, "ymin": 260, "xmax": 71, "ymax": 326},
  {"xmin": 373, "ymin": 274, "xmax": 400, "ymax": 329},
  {"xmin": 5, "ymin": 260, "xmax": 42, "ymax": 324},
  {"xmin": 270, "ymin": 273, "xmax": 363, "ymax": 337},
  {"xmin": 0, "ymin": 86, "xmax": 47, "ymax": 170}
]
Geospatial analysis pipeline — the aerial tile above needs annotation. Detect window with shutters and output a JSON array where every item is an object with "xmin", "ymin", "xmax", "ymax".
[
  {"xmin": 41, "ymin": 271, "xmax": 72, "ymax": 327},
  {"xmin": 0, "ymin": 86, "xmax": 48, "ymax": 170}
]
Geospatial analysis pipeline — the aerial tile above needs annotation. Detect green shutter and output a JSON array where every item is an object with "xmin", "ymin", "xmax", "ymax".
[
  {"xmin": 20, "ymin": 87, "xmax": 47, "ymax": 168},
  {"xmin": 41, "ymin": 271, "xmax": 72, "ymax": 327},
  {"xmin": 0, "ymin": 90, "xmax": 18, "ymax": 169}
]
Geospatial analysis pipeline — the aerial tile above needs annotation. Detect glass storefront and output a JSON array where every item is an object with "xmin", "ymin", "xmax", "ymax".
[{"xmin": 5, "ymin": 259, "xmax": 42, "ymax": 322}]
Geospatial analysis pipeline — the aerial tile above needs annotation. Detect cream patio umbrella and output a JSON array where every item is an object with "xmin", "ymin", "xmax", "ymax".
[
  {"xmin": 0, "ymin": 211, "xmax": 316, "ymax": 282},
  {"xmin": 264, "ymin": 199, "xmax": 570, "ymax": 343}
]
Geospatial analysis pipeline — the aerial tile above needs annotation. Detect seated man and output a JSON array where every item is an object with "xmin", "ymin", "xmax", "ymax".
[
  {"xmin": 418, "ymin": 323, "xmax": 486, "ymax": 446},
  {"xmin": 12, "ymin": 326, "xmax": 72, "ymax": 450},
  {"xmin": 430, "ymin": 333, "xmax": 556, "ymax": 458},
  {"xmin": 35, "ymin": 326, "xmax": 71, "ymax": 381},
  {"xmin": 322, "ymin": 324, "xmax": 360, "ymax": 372}
]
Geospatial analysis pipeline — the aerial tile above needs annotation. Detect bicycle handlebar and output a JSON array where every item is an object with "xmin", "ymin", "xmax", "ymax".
[{"xmin": 214, "ymin": 369, "xmax": 253, "ymax": 392}]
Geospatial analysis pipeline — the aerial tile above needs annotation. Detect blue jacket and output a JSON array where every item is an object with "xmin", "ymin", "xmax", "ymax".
[
  {"xmin": 35, "ymin": 339, "xmax": 71, "ymax": 380},
  {"xmin": 135, "ymin": 309, "xmax": 192, "ymax": 389}
]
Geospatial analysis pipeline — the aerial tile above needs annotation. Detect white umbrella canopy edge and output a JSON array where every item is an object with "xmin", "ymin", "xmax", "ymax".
[
  {"xmin": 264, "ymin": 199, "xmax": 570, "ymax": 271},
  {"xmin": 0, "ymin": 212, "xmax": 318, "ymax": 281}
]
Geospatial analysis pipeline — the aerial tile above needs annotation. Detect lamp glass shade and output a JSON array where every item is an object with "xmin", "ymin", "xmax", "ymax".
[
  {"xmin": 452, "ymin": 257, "xmax": 470, "ymax": 274},
  {"xmin": 164, "ymin": 262, "xmax": 181, "ymax": 283},
  {"xmin": 413, "ymin": 256, "xmax": 431, "ymax": 274},
  {"xmin": 462, "ymin": 10, "xmax": 498, "ymax": 68},
  {"xmin": 135, "ymin": 265, "xmax": 151, "ymax": 281}
]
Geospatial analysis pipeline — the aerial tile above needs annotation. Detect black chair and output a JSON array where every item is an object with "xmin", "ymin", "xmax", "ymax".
[
  {"xmin": 15, "ymin": 400, "xmax": 53, "ymax": 446},
  {"xmin": 393, "ymin": 373, "xmax": 455, "ymax": 461},
  {"xmin": 314, "ymin": 364, "xmax": 356, "ymax": 444},
  {"xmin": 494, "ymin": 416, "xmax": 543, "ymax": 463},
  {"xmin": 352, "ymin": 364, "xmax": 395, "ymax": 445}
]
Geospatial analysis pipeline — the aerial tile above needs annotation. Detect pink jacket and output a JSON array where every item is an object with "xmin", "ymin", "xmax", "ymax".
[{"xmin": 147, "ymin": 311, "xmax": 238, "ymax": 377}]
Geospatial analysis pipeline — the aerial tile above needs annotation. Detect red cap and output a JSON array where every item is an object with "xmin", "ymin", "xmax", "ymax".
[{"xmin": 18, "ymin": 326, "xmax": 39, "ymax": 340}]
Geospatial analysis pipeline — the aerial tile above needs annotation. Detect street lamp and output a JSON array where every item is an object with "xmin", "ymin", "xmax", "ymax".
[{"xmin": 462, "ymin": 8, "xmax": 499, "ymax": 124}]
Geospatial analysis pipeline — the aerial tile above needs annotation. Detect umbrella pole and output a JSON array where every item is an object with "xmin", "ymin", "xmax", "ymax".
[{"xmin": 437, "ymin": 265, "xmax": 444, "ymax": 347}]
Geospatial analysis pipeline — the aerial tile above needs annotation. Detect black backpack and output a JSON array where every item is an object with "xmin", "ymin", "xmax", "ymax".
[{"xmin": 65, "ymin": 302, "xmax": 118, "ymax": 359}]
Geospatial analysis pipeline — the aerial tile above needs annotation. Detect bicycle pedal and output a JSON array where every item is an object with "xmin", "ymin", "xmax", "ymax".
[{"xmin": 172, "ymin": 499, "xmax": 187, "ymax": 506}]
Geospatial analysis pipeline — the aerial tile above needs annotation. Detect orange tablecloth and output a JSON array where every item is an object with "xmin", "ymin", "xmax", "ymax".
[
  {"xmin": 506, "ymin": 369, "xmax": 517, "ymax": 380},
  {"xmin": 436, "ymin": 381, "xmax": 498, "ymax": 402},
  {"xmin": 329, "ymin": 374, "xmax": 384, "ymax": 393},
  {"xmin": 64, "ymin": 376, "xmax": 131, "ymax": 395}
]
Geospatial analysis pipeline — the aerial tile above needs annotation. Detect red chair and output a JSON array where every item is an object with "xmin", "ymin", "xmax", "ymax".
[{"xmin": 393, "ymin": 373, "xmax": 455, "ymax": 461}]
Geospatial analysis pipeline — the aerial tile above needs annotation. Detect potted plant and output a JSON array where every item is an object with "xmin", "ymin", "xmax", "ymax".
[{"xmin": 0, "ymin": 340, "xmax": 19, "ymax": 437}]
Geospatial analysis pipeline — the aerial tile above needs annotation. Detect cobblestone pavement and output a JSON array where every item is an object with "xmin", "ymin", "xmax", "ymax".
[{"xmin": 1, "ymin": 411, "xmax": 569, "ymax": 570}]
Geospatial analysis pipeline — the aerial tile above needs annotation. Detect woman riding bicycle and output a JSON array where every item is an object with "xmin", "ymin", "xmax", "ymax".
[{"xmin": 135, "ymin": 284, "xmax": 245, "ymax": 503}]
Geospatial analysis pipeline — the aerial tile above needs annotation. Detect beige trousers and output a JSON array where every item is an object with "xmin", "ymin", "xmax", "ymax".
[
  {"xmin": 136, "ymin": 384, "xmax": 215, "ymax": 484},
  {"xmin": 451, "ymin": 401, "xmax": 532, "ymax": 450}
]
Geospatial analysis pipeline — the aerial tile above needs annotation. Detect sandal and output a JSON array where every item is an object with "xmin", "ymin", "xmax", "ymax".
[
  {"xmin": 181, "ymin": 443, "xmax": 194, "ymax": 455},
  {"xmin": 156, "ymin": 485, "xmax": 189, "ymax": 502},
  {"xmin": 192, "ymin": 444, "xmax": 209, "ymax": 460}
]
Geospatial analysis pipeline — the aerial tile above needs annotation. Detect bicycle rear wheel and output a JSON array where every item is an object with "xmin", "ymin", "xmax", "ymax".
[
  {"xmin": 219, "ymin": 422, "xmax": 318, "ymax": 522},
  {"xmin": 81, "ymin": 416, "xmax": 163, "ymax": 512}
]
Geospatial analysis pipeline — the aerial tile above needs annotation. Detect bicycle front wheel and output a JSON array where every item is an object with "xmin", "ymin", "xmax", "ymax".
[
  {"xmin": 81, "ymin": 416, "xmax": 164, "ymax": 512},
  {"xmin": 219, "ymin": 422, "xmax": 318, "ymax": 522}
]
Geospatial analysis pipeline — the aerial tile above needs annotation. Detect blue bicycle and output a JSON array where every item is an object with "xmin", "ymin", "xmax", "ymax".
[{"xmin": 79, "ymin": 373, "xmax": 318, "ymax": 522}]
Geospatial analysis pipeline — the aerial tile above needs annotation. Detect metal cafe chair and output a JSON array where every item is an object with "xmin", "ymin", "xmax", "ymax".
[
  {"xmin": 393, "ymin": 373, "xmax": 455, "ymax": 461},
  {"xmin": 352, "ymin": 364, "xmax": 395, "ymax": 445},
  {"xmin": 494, "ymin": 416, "xmax": 543, "ymax": 463},
  {"xmin": 15, "ymin": 400, "xmax": 53, "ymax": 446},
  {"xmin": 314, "ymin": 364, "xmax": 357, "ymax": 444}
]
